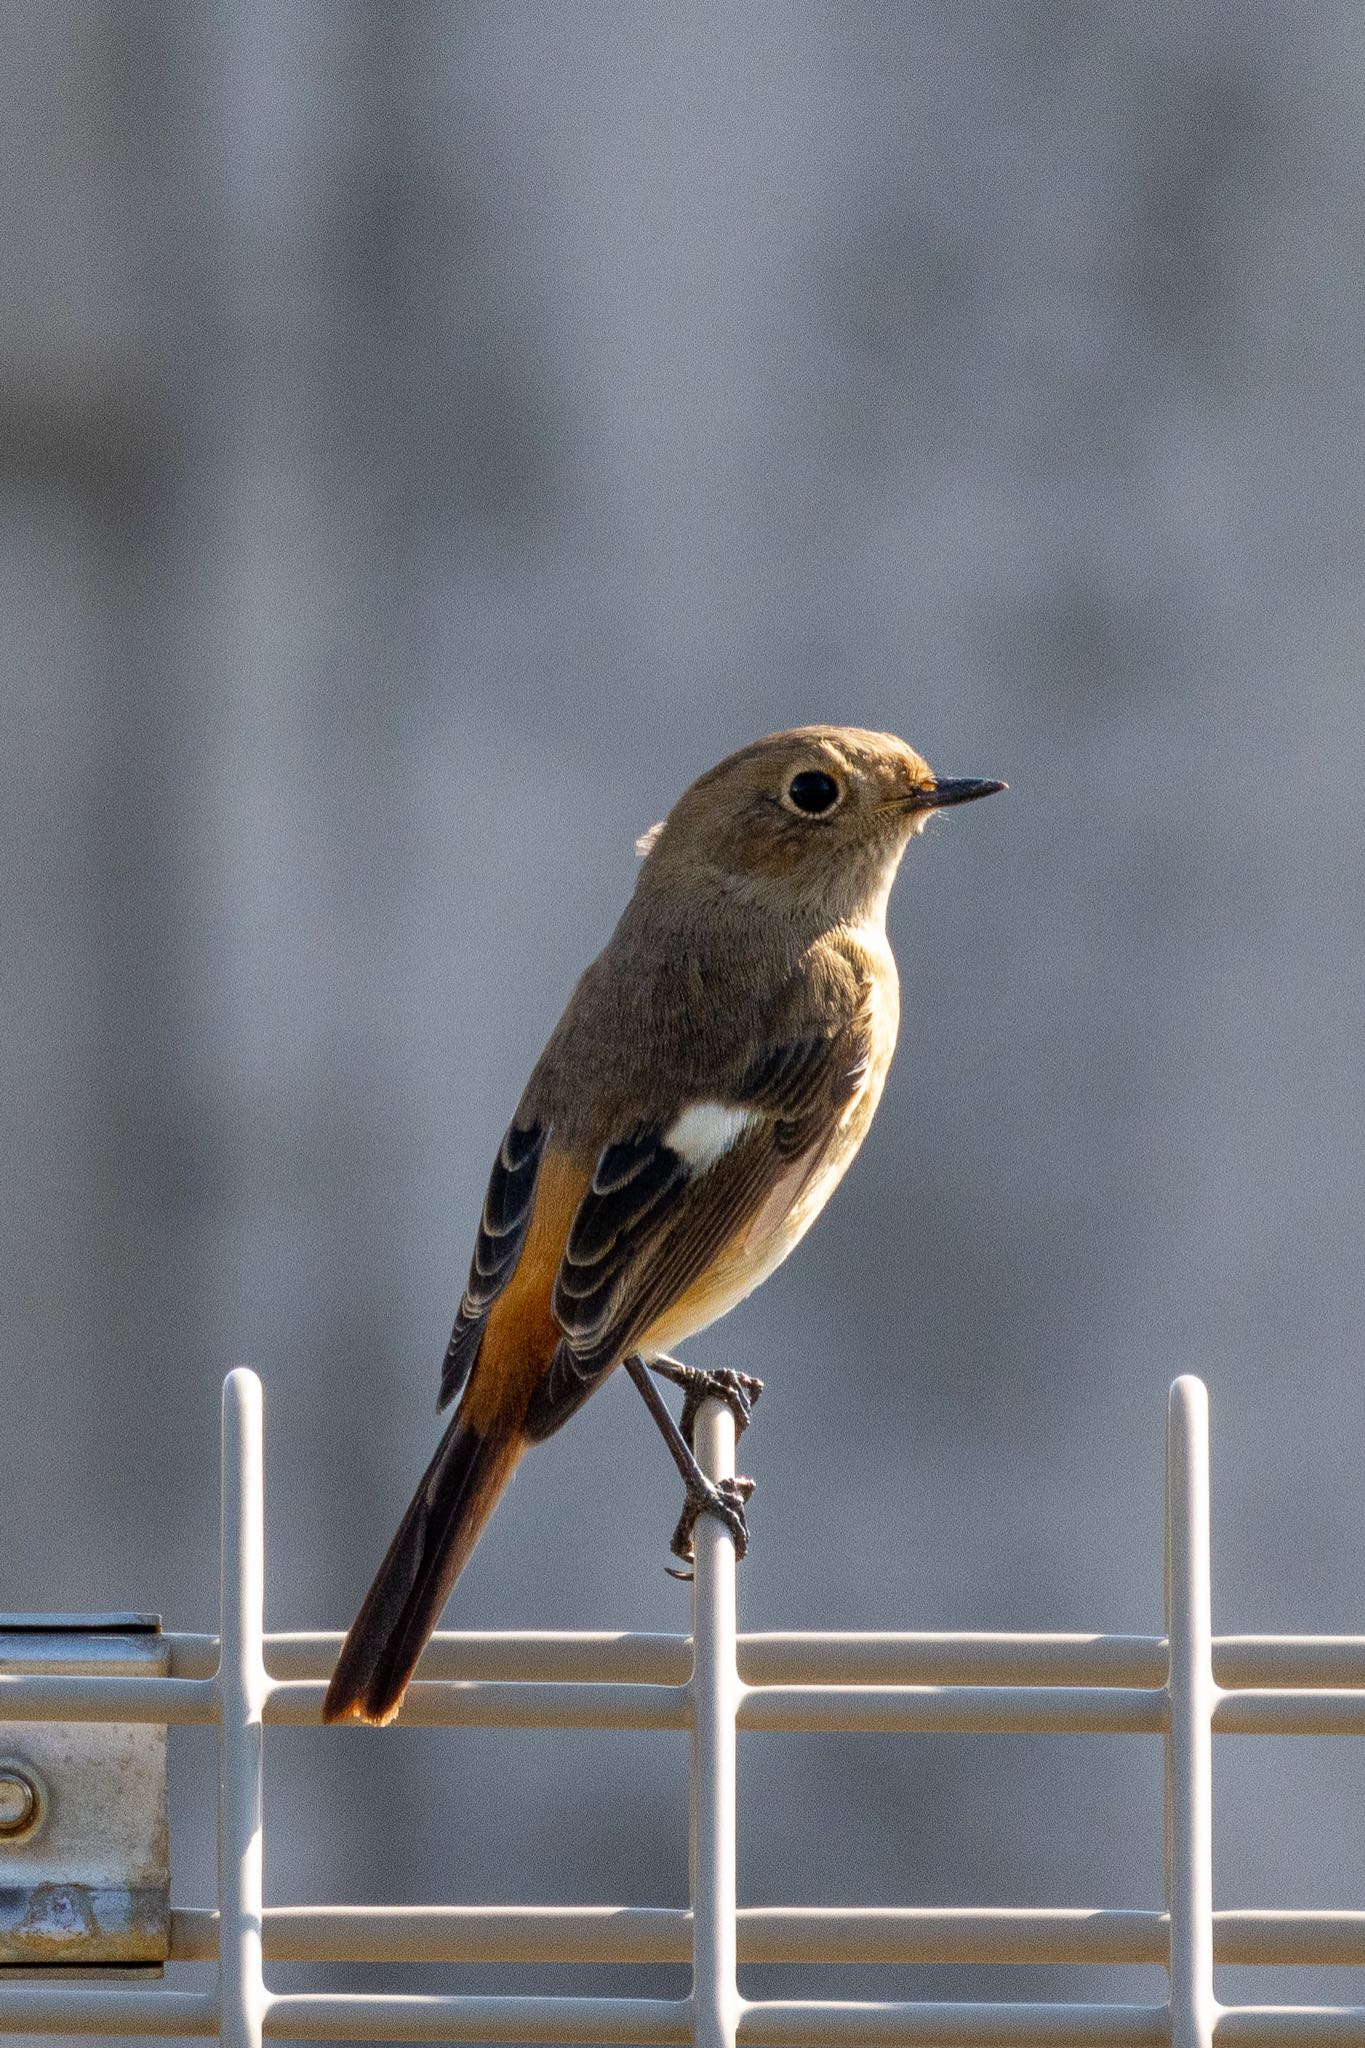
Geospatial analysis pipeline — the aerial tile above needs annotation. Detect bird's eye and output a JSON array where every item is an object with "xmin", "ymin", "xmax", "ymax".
[{"xmin": 784, "ymin": 769, "xmax": 842, "ymax": 816}]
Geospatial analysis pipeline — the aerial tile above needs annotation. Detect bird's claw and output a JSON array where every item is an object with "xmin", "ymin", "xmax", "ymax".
[
  {"xmin": 666, "ymin": 1472, "xmax": 755, "ymax": 1577},
  {"xmin": 675, "ymin": 1366, "xmax": 764, "ymax": 1449}
]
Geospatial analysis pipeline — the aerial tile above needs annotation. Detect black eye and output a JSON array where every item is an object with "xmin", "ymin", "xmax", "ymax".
[{"xmin": 785, "ymin": 769, "xmax": 841, "ymax": 816}]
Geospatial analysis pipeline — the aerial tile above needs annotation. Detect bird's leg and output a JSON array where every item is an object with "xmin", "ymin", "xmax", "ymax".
[
  {"xmin": 623, "ymin": 1354, "xmax": 755, "ymax": 1571},
  {"xmin": 647, "ymin": 1350, "xmax": 764, "ymax": 1450}
]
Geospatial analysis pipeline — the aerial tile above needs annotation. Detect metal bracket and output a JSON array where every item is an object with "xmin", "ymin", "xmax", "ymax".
[{"xmin": 0, "ymin": 1616, "xmax": 169, "ymax": 1971}]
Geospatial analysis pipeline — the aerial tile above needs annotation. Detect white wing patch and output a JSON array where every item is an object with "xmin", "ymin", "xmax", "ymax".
[{"xmin": 664, "ymin": 1101, "xmax": 759, "ymax": 1172}]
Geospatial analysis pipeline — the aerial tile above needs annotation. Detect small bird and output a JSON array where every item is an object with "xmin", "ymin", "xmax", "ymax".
[{"xmin": 323, "ymin": 726, "xmax": 1003, "ymax": 1724}]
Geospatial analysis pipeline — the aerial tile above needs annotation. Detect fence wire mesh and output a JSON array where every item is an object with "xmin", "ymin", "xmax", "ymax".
[{"xmin": 2, "ymin": 1371, "xmax": 1365, "ymax": 2045}]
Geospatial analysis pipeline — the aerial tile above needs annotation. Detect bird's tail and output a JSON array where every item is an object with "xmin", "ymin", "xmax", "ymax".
[{"xmin": 322, "ymin": 1409, "xmax": 525, "ymax": 1726}]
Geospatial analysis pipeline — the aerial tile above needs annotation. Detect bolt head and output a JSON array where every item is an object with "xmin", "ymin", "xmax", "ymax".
[{"xmin": 0, "ymin": 1770, "xmax": 38, "ymax": 1837}]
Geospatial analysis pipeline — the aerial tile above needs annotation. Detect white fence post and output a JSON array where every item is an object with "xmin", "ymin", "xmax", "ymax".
[
  {"xmin": 219, "ymin": 1368, "xmax": 268, "ymax": 2048},
  {"xmin": 1165, "ymin": 1375, "xmax": 1217, "ymax": 2048},
  {"xmin": 690, "ymin": 1400, "xmax": 742, "ymax": 2048}
]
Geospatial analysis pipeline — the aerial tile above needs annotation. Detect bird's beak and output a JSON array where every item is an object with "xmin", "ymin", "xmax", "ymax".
[{"xmin": 905, "ymin": 776, "xmax": 1007, "ymax": 812}]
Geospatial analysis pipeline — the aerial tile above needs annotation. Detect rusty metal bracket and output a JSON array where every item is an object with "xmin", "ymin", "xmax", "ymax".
[{"xmin": 0, "ymin": 1616, "xmax": 169, "ymax": 1971}]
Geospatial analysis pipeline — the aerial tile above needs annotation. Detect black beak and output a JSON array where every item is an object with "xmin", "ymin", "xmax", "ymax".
[{"xmin": 906, "ymin": 776, "xmax": 1007, "ymax": 812}]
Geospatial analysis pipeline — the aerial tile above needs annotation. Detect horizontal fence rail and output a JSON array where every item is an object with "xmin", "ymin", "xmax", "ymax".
[
  {"xmin": 158, "ymin": 1906, "xmax": 1365, "ymax": 1971},
  {"xmin": 3, "ymin": 1372, "xmax": 1365, "ymax": 2045},
  {"xmin": 15, "ymin": 1656, "xmax": 1365, "ymax": 1734}
]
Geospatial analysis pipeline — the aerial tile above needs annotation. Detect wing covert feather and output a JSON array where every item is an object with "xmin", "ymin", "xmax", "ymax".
[
  {"xmin": 523, "ymin": 1020, "xmax": 871, "ymax": 1439},
  {"xmin": 438, "ymin": 1118, "xmax": 546, "ymax": 1409}
]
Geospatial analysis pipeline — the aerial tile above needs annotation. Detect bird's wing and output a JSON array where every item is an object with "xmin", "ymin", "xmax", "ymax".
[
  {"xmin": 439, "ymin": 1118, "xmax": 547, "ymax": 1408},
  {"xmin": 522, "ymin": 1021, "xmax": 872, "ymax": 1440}
]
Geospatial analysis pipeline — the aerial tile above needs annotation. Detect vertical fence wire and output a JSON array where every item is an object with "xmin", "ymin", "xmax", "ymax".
[
  {"xmin": 690, "ymin": 1399, "xmax": 742, "ymax": 2048},
  {"xmin": 219, "ymin": 1368, "xmax": 268, "ymax": 2048},
  {"xmin": 1165, "ymin": 1375, "xmax": 1217, "ymax": 2048}
]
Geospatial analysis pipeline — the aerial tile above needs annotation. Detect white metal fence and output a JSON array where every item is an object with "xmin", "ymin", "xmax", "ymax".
[{"xmin": 5, "ymin": 1370, "xmax": 1365, "ymax": 2044}]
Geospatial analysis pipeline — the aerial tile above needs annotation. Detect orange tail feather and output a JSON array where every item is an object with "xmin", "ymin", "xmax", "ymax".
[{"xmin": 322, "ymin": 1411, "xmax": 524, "ymax": 1726}]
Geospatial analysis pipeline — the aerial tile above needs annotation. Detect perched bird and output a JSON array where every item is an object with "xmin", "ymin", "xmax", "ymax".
[{"xmin": 323, "ymin": 726, "xmax": 1003, "ymax": 1725}]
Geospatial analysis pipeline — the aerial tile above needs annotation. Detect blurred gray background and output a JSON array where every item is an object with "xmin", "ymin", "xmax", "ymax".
[{"xmin": 4, "ymin": 0, "xmax": 1365, "ymax": 2033}]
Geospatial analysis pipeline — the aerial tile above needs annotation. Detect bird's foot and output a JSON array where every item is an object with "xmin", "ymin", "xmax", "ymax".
[
  {"xmin": 665, "ymin": 1472, "xmax": 756, "ymax": 1577},
  {"xmin": 650, "ymin": 1359, "xmax": 764, "ymax": 1449}
]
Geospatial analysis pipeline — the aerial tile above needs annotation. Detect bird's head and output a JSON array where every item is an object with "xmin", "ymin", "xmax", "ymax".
[{"xmin": 635, "ymin": 725, "xmax": 1004, "ymax": 927}]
